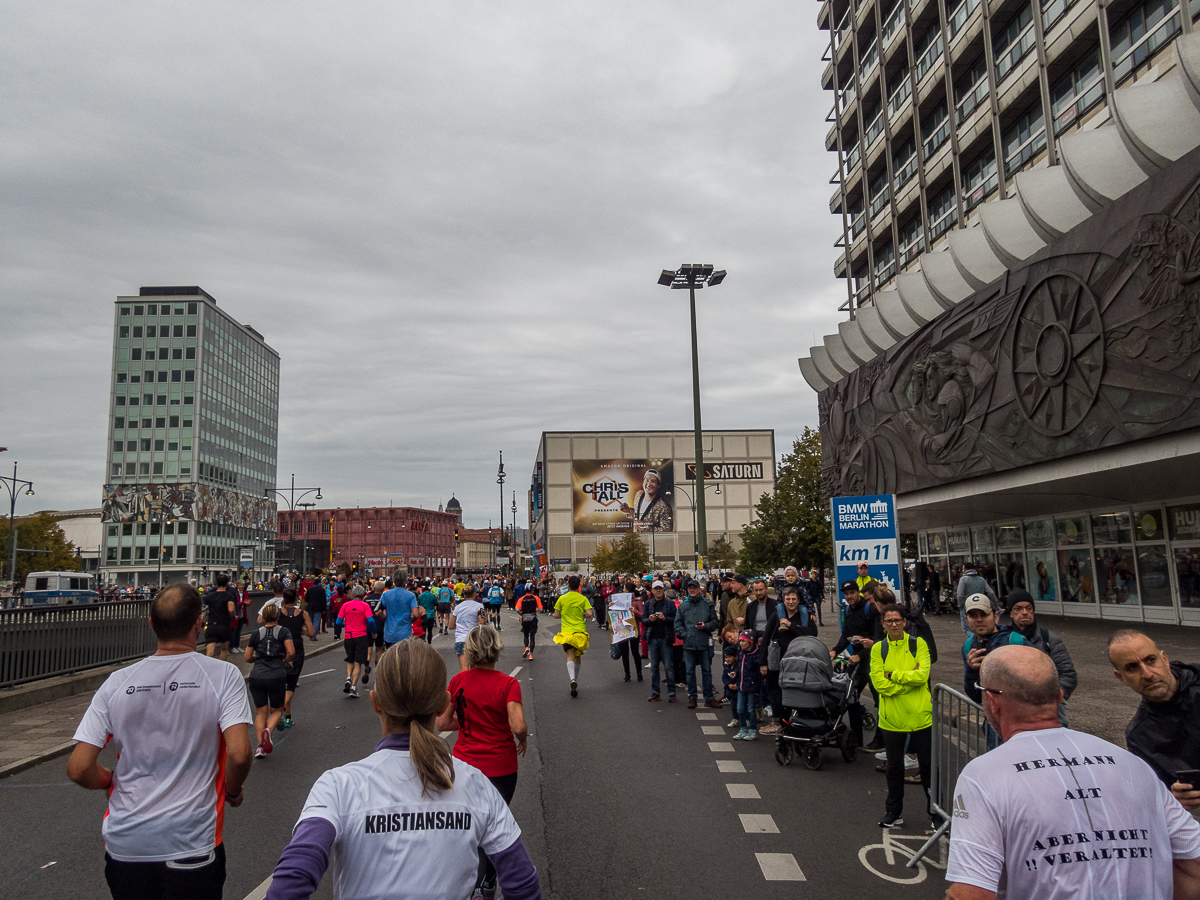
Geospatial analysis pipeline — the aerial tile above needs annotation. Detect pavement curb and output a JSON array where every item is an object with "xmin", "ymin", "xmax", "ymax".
[{"xmin": 0, "ymin": 637, "xmax": 344, "ymax": 780}]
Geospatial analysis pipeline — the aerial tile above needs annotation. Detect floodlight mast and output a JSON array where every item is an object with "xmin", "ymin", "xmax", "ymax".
[{"xmin": 656, "ymin": 264, "xmax": 726, "ymax": 570}]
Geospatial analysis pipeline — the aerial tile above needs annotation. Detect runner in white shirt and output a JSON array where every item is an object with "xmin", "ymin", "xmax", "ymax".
[
  {"xmin": 68, "ymin": 584, "xmax": 254, "ymax": 899},
  {"xmin": 450, "ymin": 584, "xmax": 487, "ymax": 672},
  {"xmin": 264, "ymin": 640, "xmax": 540, "ymax": 900},
  {"xmin": 945, "ymin": 645, "xmax": 1200, "ymax": 900}
]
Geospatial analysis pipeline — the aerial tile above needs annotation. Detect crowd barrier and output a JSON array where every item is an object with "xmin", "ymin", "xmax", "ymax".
[
  {"xmin": 907, "ymin": 683, "xmax": 988, "ymax": 868},
  {"xmin": 0, "ymin": 601, "xmax": 159, "ymax": 688}
]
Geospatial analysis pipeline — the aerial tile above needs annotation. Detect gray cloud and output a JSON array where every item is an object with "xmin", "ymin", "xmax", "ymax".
[{"xmin": 1, "ymin": 1, "xmax": 848, "ymax": 529}]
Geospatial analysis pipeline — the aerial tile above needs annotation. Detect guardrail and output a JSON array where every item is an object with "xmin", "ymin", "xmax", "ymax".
[
  {"xmin": 0, "ymin": 601, "xmax": 159, "ymax": 689},
  {"xmin": 907, "ymin": 683, "xmax": 988, "ymax": 868}
]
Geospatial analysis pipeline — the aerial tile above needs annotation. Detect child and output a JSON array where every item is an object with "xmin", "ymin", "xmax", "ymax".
[
  {"xmin": 722, "ymin": 644, "xmax": 739, "ymax": 728},
  {"xmin": 733, "ymin": 630, "xmax": 762, "ymax": 741}
]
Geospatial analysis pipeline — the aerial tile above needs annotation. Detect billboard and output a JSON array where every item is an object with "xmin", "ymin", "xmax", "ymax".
[{"xmin": 571, "ymin": 459, "xmax": 674, "ymax": 534}]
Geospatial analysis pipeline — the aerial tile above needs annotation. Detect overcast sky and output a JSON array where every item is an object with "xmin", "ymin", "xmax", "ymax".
[{"xmin": 3, "ymin": 1, "xmax": 848, "ymax": 530}]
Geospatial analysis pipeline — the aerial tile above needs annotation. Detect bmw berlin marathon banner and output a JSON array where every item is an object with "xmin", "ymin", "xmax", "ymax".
[
  {"xmin": 571, "ymin": 460, "xmax": 674, "ymax": 534},
  {"xmin": 831, "ymin": 494, "xmax": 901, "ymax": 594}
]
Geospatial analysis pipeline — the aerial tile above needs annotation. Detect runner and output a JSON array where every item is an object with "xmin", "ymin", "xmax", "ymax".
[
  {"xmin": 336, "ymin": 587, "xmax": 377, "ymax": 698},
  {"xmin": 487, "ymin": 579, "xmax": 505, "ymax": 630},
  {"xmin": 245, "ymin": 603, "xmax": 295, "ymax": 758},
  {"xmin": 517, "ymin": 586, "xmax": 541, "ymax": 660},
  {"xmin": 203, "ymin": 573, "xmax": 236, "ymax": 661},
  {"xmin": 277, "ymin": 588, "xmax": 315, "ymax": 729},
  {"xmin": 450, "ymin": 585, "xmax": 487, "ymax": 672},
  {"xmin": 380, "ymin": 577, "xmax": 418, "ymax": 649},
  {"xmin": 437, "ymin": 579, "xmax": 455, "ymax": 635},
  {"xmin": 363, "ymin": 580, "xmax": 387, "ymax": 680},
  {"xmin": 418, "ymin": 582, "xmax": 439, "ymax": 645},
  {"xmin": 553, "ymin": 574, "xmax": 593, "ymax": 698}
]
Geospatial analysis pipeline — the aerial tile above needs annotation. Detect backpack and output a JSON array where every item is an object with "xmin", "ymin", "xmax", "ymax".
[
  {"xmin": 255, "ymin": 625, "xmax": 285, "ymax": 661},
  {"xmin": 879, "ymin": 635, "xmax": 919, "ymax": 664}
]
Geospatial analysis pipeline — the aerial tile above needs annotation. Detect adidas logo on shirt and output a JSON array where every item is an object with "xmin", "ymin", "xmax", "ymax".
[{"xmin": 953, "ymin": 794, "xmax": 970, "ymax": 819}]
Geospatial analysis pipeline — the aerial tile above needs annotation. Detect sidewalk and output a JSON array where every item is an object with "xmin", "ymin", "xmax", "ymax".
[{"xmin": 0, "ymin": 634, "xmax": 344, "ymax": 779}]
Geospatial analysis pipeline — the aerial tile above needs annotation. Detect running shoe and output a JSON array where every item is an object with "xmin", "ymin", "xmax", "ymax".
[
  {"xmin": 527, "ymin": 654, "xmax": 533, "ymax": 660},
  {"xmin": 364, "ymin": 662, "xmax": 371, "ymax": 676},
  {"xmin": 668, "ymin": 696, "xmax": 677, "ymax": 702},
  {"xmin": 875, "ymin": 750, "xmax": 889, "ymax": 761},
  {"xmin": 349, "ymin": 686, "xmax": 359, "ymax": 698},
  {"xmin": 570, "ymin": 680, "xmax": 578, "ymax": 698},
  {"xmin": 648, "ymin": 694, "xmax": 661, "ymax": 702},
  {"xmin": 260, "ymin": 728, "xmax": 273, "ymax": 755},
  {"xmin": 343, "ymin": 678, "xmax": 351, "ymax": 694},
  {"xmin": 732, "ymin": 729, "xmax": 746, "ymax": 740},
  {"xmin": 361, "ymin": 670, "xmax": 369, "ymax": 685},
  {"xmin": 283, "ymin": 715, "xmax": 293, "ymax": 729},
  {"xmin": 729, "ymin": 719, "xmax": 738, "ymax": 728},
  {"xmin": 879, "ymin": 813, "xmax": 904, "ymax": 828},
  {"xmin": 743, "ymin": 730, "xmax": 758, "ymax": 742},
  {"xmin": 254, "ymin": 746, "xmax": 266, "ymax": 759}
]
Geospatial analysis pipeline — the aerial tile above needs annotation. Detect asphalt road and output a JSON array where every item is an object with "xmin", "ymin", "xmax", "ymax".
[{"xmin": 0, "ymin": 607, "xmax": 949, "ymax": 899}]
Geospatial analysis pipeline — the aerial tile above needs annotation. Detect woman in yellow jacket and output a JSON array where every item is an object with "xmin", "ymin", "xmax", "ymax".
[{"xmin": 870, "ymin": 602, "xmax": 932, "ymax": 829}]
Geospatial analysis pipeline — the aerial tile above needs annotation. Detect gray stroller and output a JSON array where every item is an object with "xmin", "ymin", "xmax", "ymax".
[{"xmin": 774, "ymin": 635, "xmax": 860, "ymax": 770}]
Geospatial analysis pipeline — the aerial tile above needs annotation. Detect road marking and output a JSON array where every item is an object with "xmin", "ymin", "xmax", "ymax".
[
  {"xmin": 756, "ymin": 853, "xmax": 806, "ymax": 881},
  {"xmin": 716, "ymin": 760, "xmax": 746, "ymax": 773},
  {"xmin": 726, "ymin": 784, "xmax": 760, "ymax": 799},
  {"xmin": 701, "ymin": 725, "xmax": 725, "ymax": 735},
  {"xmin": 707, "ymin": 742, "xmax": 734, "ymax": 752},
  {"xmin": 242, "ymin": 874, "xmax": 272, "ymax": 900},
  {"xmin": 695, "ymin": 712, "xmax": 718, "ymax": 720},
  {"xmin": 299, "ymin": 668, "xmax": 334, "ymax": 679},
  {"xmin": 739, "ymin": 813, "xmax": 779, "ymax": 834},
  {"xmin": 509, "ymin": 667, "xmax": 523, "ymax": 677}
]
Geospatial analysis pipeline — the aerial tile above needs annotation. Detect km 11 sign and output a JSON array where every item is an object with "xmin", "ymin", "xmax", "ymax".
[{"xmin": 830, "ymin": 494, "xmax": 901, "ymax": 596}]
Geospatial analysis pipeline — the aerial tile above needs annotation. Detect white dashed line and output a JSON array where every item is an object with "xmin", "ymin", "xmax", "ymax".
[
  {"xmin": 707, "ymin": 742, "xmax": 735, "ymax": 752},
  {"xmin": 739, "ymin": 813, "xmax": 779, "ymax": 834},
  {"xmin": 242, "ymin": 875, "xmax": 272, "ymax": 900},
  {"xmin": 726, "ymin": 784, "xmax": 760, "ymax": 799},
  {"xmin": 701, "ymin": 725, "xmax": 725, "ymax": 735},
  {"xmin": 299, "ymin": 668, "xmax": 334, "ymax": 678},
  {"xmin": 695, "ymin": 712, "xmax": 718, "ymax": 720},
  {"xmin": 509, "ymin": 667, "xmax": 523, "ymax": 678},
  {"xmin": 756, "ymin": 853, "xmax": 806, "ymax": 881},
  {"xmin": 716, "ymin": 760, "xmax": 746, "ymax": 773}
]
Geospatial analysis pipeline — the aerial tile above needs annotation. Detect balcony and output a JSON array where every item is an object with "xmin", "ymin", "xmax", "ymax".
[
  {"xmin": 963, "ymin": 170, "xmax": 998, "ymax": 211},
  {"xmin": 893, "ymin": 150, "xmax": 919, "ymax": 191},
  {"xmin": 955, "ymin": 76, "xmax": 989, "ymax": 125},
  {"xmin": 838, "ymin": 82, "xmax": 858, "ymax": 115},
  {"xmin": 870, "ymin": 184, "xmax": 891, "ymax": 219},
  {"xmin": 1112, "ymin": 4, "xmax": 1181, "ymax": 85},
  {"xmin": 865, "ymin": 108, "xmax": 886, "ymax": 147},
  {"xmin": 1052, "ymin": 74, "xmax": 1103, "ymax": 133},
  {"xmin": 915, "ymin": 34, "xmax": 944, "ymax": 81},
  {"xmin": 887, "ymin": 72, "xmax": 913, "ymax": 118},
  {"xmin": 994, "ymin": 21, "xmax": 1036, "ymax": 82},
  {"xmin": 860, "ymin": 40, "xmax": 879, "ymax": 83},
  {"xmin": 899, "ymin": 227, "xmax": 926, "ymax": 266},
  {"xmin": 929, "ymin": 203, "xmax": 959, "ymax": 240},
  {"xmin": 882, "ymin": 0, "xmax": 907, "ymax": 48},
  {"xmin": 1041, "ymin": 0, "xmax": 1078, "ymax": 31},
  {"xmin": 850, "ymin": 210, "xmax": 867, "ymax": 238},
  {"xmin": 1004, "ymin": 125, "xmax": 1046, "ymax": 176},
  {"xmin": 947, "ymin": 0, "xmax": 982, "ymax": 40},
  {"xmin": 845, "ymin": 143, "xmax": 862, "ymax": 174},
  {"xmin": 923, "ymin": 111, "xmax": 952, "ymax": 157}
]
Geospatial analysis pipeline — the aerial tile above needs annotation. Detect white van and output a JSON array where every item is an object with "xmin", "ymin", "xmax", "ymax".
[{"xmin": 22, "ymin": 571, "xmax": 100, "ymax": 606}]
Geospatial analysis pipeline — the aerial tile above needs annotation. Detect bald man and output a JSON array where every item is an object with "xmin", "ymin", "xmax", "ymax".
[
  {"xmin": 1110, "ymin": 629, "xmax": 1200, "ymax": 811},
  {"xmin": 944, "ymin": 645, "xmax": 1200, "ymax": 900}
]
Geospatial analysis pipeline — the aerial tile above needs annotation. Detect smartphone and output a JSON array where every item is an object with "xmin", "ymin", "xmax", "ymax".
[{"xmin": 1176, "ymin": 769, "xmax": 1200, "ymax": 786}]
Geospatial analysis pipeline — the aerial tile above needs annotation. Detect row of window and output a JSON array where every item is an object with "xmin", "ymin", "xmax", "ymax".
[
  {"xmin": 116, "ymin": 393, "xmax": 194, "ymax": 408},
  {"xmin": 113, "ymin": 439, "xmax": 189, "ymax": 452},
  {"xmin": 112, "ymin": 461, "xmax": 192, "ymax": 477},
  {"xmin": 119, "ymin": 324, "xmax": 196, "ymax": 339},
  {"xmin": 109, "ymin": 521, "xmax": 191, "ymax": 537},
  {"xmin": 279, "ymin": 520, "xmax": 333, "ymax": 534},
  {"xmin": 114, "ymin": 416, "xmax": 192, "ymax": 430},
  {"xmin": 119, "ymin": 302, "xmax": 196, "ymax": 317}
]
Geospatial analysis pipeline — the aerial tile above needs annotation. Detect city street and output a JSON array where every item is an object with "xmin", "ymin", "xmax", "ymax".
[{"xmin": 0, "ymin": 604, "xmax": 949, "ymax": 899}]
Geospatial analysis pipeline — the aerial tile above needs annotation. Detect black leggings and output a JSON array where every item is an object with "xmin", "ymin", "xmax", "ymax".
[
  {"xmin": 424, "ymin": 621, "xmax": 435, "ymax": 644},
  {"xmin": 523, "ymin": 629, "xmax": 536, "ymax": 652},
  {"xmin": 618, "ymin": 638, "xmax": 642, "ymax": 678},
  {"xmin": 479, "ymin": 772, "xmax": 518, "ymax": 889}
]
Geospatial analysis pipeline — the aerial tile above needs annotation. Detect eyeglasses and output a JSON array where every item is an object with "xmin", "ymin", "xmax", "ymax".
[{"xmin": 974, "ymin": 682, "xmax": 1003, "ymax": 696}]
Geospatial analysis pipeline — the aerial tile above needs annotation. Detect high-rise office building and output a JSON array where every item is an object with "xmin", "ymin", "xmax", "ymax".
[{"xmin": 100, "ymin": 286, "xmax": 280, "ymax": 586}]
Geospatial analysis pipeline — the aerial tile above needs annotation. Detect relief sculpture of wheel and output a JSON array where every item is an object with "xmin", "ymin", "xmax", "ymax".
[{"xmin": 1011, "ymin": 272, "xmax": 1104, "ymax": 437}]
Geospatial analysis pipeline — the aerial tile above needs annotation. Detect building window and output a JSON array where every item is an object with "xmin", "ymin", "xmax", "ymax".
[
  {"xmin": 154, "ymin": 439, "xmax": 164, "ymax": 451},
  {"xmin": 117, "ymin": 373, "xmax": 127, "ymax": 384},
  {"xmin": 136, "ymin": 547, "xmax": 146, "ymax": 561},
  {"xmin": 309, "ymin": 521, "xmax": 318, "ymax": 533},
  {"xmin": 121, "ymin": 306, "xmax": 130, "ymax": 316},
  {"xmin": 134, "ymin": 305, "xmax": 144, "ymax": 315},
  {"xmin": 322, "ymin": 520, "xmax": 331, "ymax": 533},
  {"xmin": 279, "ymin": 522, "xmax": 289, "ymax": 535},
  {"xmin": 186, "ymin": 347, "xmax": 195, "ymax": 359},
  {"xmin": 962, "ymin": 146, "xmax": 998, "ymax": 211},
  {"xmin": 131, "ymin": 348, "xmax": 142, "ymax": 361},
  {"xmin": 929, "ymin": 184, "xmax": 959, "ymax": 239},
  {"xmin": 955, "ymin": 55, "xmax": 989, "ymax": 125},
  {"xmin": 187, "ymin": 325, "xmax": 197, "ymax": 337},
  {"xmin": 121, "ymin": 547, "xmax": 131, "ymax": 561},
  {"xmin": 874, "ymin": 241, "xmax": 897, "ymax": 287},
  {"xmin": 115, "ymin": 416, "xmax": 124, "ymax": 428},
  {"xmin": 107, "ymin": 547, "xmax": 118, "ymax": 561},
  {"xmin": 1042, "ymin": 0, "xmax": 1079, "ymax": 30},
  {"xmin": 139, "ymin": 463, "xmax": 150, "ymax": 475},
  {"xmin": 188, "ymin": 302, "xmax": 197, "ymax": 314},
  {"xmin": 864, "ymin": 101, "xmax": 884, "ymax": 147},
  {"xmin": 112, "ymin": 440, "xmax": 122, "ymax": 452},
  {"xmin": 914, "ymin": 22, "xmax": 943, "ymax": 81},
  {"xmin": 898, "ymin": 215, "xmax": 925, "ymax": 266},
  {"xmin": 173, "ymin": 325, "xmax": 183, "ymax": 337},
  {"xmin": 185, "ymin": 370, "xmax": 195, "ymax": 382},
  {"xmin": 169, "ymin": 416, "xmax": 179, "ymax": 427},
  {"xmin": 153, "ymin": 462, "xmax": 163, "ymax": 475},
  {"xmin": 947, "ymin": 0, "xmax": 982, "ymax": 39},
  {"xmin": 859, "ymin": 38, "xmax": 879, "ymax": 82},
  {"xmin": 171, "ymin": 348, "xmax": 182, "ymax": 360},
  {"xmin": 922, "ymin": 100, "xmax": 951, "ymax": 157},
  {"xmin": 869, "ymin": 169, "xmax": 891, "ymax": 219},
  {"xmin": 1003, "ymin": 101, "xmax": 1046, "ymax": 176},
  {"xmin": 1051, "ymin": 49, "xmax": 1104, "ymax": 134},
  {"xmin": 111, "ymin": 463, "xmax": 121, "ymax": 476},
  {"xmin": 892, "ymin": 138, "xmax": 918, "ymax": 192},
  {"xmin": 993, "ymin": 1, "xmax": 1036, "ymax": 82},
  {"xmin": 886, "ymin": 67, "xmax": 912, "ymax": 119},
  {"xmin": 119, "ymin": 326, "xmax": 130, "ymax": 338},
  {"xmin": 171, "ymin": 370, "xmax": 181, "ymax": 382},
  {"xmin": 1111, "ymin": 0, "xmax": 1182, "ymax": 85},
  {"xmin": 178, "ymin": 521, "xmax": 188, "ymax": 534}
]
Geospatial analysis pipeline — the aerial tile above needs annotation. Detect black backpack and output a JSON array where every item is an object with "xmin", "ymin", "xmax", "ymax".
[
  {"xmin": 256, "ymin": 625, "xmax": 285, "ymax": 661},
  {"xmin": 879, "ymin": 634, "xmax": 919, "ymax": 664}
]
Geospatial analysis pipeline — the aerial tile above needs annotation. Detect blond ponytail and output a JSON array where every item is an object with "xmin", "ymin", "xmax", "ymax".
[{"xmin": 374, "ymin": 641, "xmax": 454, "ymax": 796}]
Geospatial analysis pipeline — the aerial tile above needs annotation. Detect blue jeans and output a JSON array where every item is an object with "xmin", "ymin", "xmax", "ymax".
[
  {"xmin": 682, "ymin": 648, "xmax": 713, "ymax": 700},
  {"xmin": 647, "ymin": 637, "xmax": 675, "ymax": 697},
  {"xmin": 737, "ymin": 691, "xmax": 757, "ymax": 731}
]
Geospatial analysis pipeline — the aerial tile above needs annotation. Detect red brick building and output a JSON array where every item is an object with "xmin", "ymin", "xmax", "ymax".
[{"xmin": 277, "ymin": 506, "xmax": 457, "ymax": 579}]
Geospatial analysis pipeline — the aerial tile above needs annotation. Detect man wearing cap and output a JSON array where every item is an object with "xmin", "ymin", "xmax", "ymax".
[
  {"xmin": 715, "ymin": 573, "xmax": 735, "ymax": 631},
  {"xmin": 674, "ymin": 579, "xmax": 720, "ymax": 709},
  {"xmin": 722, "ymin": 574, "xmax": 750, "ymax": 634},
  {"xmin": 1005, "ymin": 588, "xmax": 1076, "ymax": 724},
  {"xmin": 955, "ymin": 563, "xmax": 998, "ymax": 635},
  {"xmin": 962, "ymin": 593, "xmax": 1025, "ymax": 706},
  {"xmin": 854, "ymin": 561, "xmax": 874, "ymax": 592},
  {"xmin": 644, "ymin": 580, "xmax": 677, "ymax": 702},
  {"xmin": 831, "ymin": 579, "xmax": 882, "ymax": 750}
]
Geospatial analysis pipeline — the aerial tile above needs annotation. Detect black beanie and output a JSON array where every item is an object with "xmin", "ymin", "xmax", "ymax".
[{"xmin": 1005, "ymin": 587, "xmax": 1034, "ymax": 616}]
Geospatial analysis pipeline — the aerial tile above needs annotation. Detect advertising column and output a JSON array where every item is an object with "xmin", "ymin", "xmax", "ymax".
[{"xmin": 831, "ymin": 495, "xmax": 901, "ymax": 594}]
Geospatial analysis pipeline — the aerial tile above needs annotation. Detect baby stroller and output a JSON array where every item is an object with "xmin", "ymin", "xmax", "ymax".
[{"xmin": 774, "ymin": 635, "xmax": 860, "ymax": 770}]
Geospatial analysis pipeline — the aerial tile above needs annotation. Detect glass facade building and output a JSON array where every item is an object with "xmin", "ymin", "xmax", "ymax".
[{"xmin": 99, "ymin": 287, "xmax": 279, "ymax": 586}]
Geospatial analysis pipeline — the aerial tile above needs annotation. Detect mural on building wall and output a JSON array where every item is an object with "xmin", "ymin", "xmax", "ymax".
[
  {"xmin": 102, "ymin": 483, "xmax": 275, "ymax": 529},
  {"xmin": 821, "ymin": 150, "xmax": 1200, "ymax": 499}
]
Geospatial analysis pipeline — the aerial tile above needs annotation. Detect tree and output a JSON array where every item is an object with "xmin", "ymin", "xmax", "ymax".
[
  {"xmin": 0, "ymin": 513, "xmax": 82, "ymax": 585},
  {"xmin": 708, "ymin": 536, "xmax": 738, "ymax": 570},
  {"xmin": 590, "ymin": 541, "xmax": 616, "ymax": 574},
  {"xmin": 610, "ymin": 531, "xmax": 650, "ymax": 573},
  {"xmin": 737, "ymin": 428, "xmax": 833, "ymax": 574}
]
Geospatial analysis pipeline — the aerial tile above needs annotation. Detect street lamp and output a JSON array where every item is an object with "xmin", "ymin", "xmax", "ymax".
[
  {"xmin": 497, "ymin": 452, "xmax": 506, "ymax": 573},
  {"xmin": 2, "ymin": 462, "xmax": 35, "ymax": 589},
  {"xmin": 658, "ymin": 264, "xmax": 725, "ymax": 569},
  {"xmin": 298, "ymin": 501, "xmax": 316, "ymax": 575},
  {"xmin": 511, "ymin": 491, "xmax": 517, "ymax": 573},
  {"xmin": 147, "ymin": 502, "xmax": 177, "ymax": 588},
  {"xmin": 666, "ymin": 482, "xmax": 722, "ymax": 570},
  {"xmin": 268, "ymin": 474, "xmax": 322, "ymax": 576}
]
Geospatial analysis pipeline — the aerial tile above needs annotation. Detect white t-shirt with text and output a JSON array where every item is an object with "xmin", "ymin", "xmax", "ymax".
[
  {"xmin": 296, "ymin": 748, "xmax": 522, "ymax": 900},
  {"xmin": 453, "ymin": 600, "xmax": 486, "ymax": 642},
  {"xmin": 73, "ymin": 653, "xmax": 254, "ymax": 862},
  {"xmin": 946, "ymin": 727, "xmax": 1200, "ymax": 900}
]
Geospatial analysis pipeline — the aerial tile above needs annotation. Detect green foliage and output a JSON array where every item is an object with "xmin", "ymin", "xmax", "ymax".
[
  {"xmin": 707, "ymin": 536, "xmax": 738, "ymax": 570},
  {"xmin": 610, "ymin": 531, "xmax": 651, "ymax": 573},
  {"xmin": 737, "ymin": 428, "xmax": 833, "ymax": 574},
  {"xmin": 0, "ymin": 513, "xmax": 82, "ymax": 584},
  {"xmin": 590, "ymin": 541, "xmax": 616, "ymax": 574}
]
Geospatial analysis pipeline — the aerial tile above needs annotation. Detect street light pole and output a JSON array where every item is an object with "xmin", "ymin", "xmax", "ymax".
[
  {"xmin": 658, "ymin": 265, "xmax": 725, "ymax": 569},
  {"xmin": 666, "ymin": 483, "xmax": 722, "ymax": 571},
  {"xmin": 268, "ymin": 474, "xmax": 322, "ymax": 576},
  {"xmin": 2, "ymin": 461, "xmax": 35, "ymax": 588},
  {"xmin": 511, "ymin": 491, "xmax": 517, "ymax": 573},
  {"xmin": 497, "ymin": 452, "xmax": 506, "ymax": 574}
]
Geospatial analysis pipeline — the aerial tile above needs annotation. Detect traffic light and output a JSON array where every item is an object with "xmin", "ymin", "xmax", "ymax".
[
  {"xmin": 454, "ymin": 528, "xmax": 460, "ymax": 542},
  {"xmin": 352, "ymin": 561, "xmax": 359, "ymax": 574}
]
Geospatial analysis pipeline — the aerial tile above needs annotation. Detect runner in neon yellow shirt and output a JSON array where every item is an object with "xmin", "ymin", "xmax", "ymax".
[{"xmin": 553, "ymin": 574, "xmax": 593, "ymax": 698}]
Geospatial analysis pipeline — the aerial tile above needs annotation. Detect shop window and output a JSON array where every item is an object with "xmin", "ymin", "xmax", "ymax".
[
  {"xmin": 1057, "ymin": 549, "xmax": 1096, "ymax": 602},
  {"xmin": 1026, "ymin": 550, "xmax": 1058, "ymax": 603},
  {"xmin": 1055, "ymin": 515, "xmax": 1089, "ymax": 546},
  {"xmin": 1094, "ymin": 546, "xmax": 1139, "ymax": 605},
  {"xmin": 1134, "ymin": 507, "xmax": 1165, "ymax": 541},
  {"xmin": 1092, "ymin": 512, "xmax": 1132, "ymax": 545},
  {"xmin": 927, "ymin": 531, "xmax": 947, "ymax": 554},
  {"xmin": 1174, "ymin": 547, "xmax": 1200, "ymax": 607},
  {"xmin": 947, "ymin": 527, "xmax": 971, "ymax": 554},
  {"xmin": 1138, "ymin": 545, "xmax": 1173, "ymax": 606}
]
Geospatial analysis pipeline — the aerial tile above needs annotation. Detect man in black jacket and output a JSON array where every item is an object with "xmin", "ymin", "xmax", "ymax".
[
  {"xmin": 830, "ymin": 580, "xmax": 881, "ymax": 750},
  {"xmin": 643, "ymin": 582, "xmax": 677, "ymax": 702},
  {"xmin": 305, "ymin": 579, "xmax": 327, "ymax": 636},
  {"xmin": 1110, "ymin": 629, "xmax": 1200, "ymax": 811}
]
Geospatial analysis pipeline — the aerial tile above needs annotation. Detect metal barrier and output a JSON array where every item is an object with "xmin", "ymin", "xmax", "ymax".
[
  {"xmin": 907, "ymin": 682, "xmax": 988, "ymax": 868},
  {"xmin": 0, "ymin": 601, "xmax": 159, "ymax": 688}
]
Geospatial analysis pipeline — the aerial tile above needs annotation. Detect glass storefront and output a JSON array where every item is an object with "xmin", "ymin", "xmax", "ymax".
[{"xmin": 918, "ymin": 498, "xmax": 1200, "ymax": 624}]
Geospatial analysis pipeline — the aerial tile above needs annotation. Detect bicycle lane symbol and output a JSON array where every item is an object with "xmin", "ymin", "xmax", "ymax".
[{"xmin": 858, "ymin": 829, "xmax": 948, "ymax": 885}]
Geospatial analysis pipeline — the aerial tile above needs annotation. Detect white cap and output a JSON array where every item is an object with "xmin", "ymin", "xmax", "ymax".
[{"xmin": 964, "ymin": 593, "xmax": 993, "ymax": 615}]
